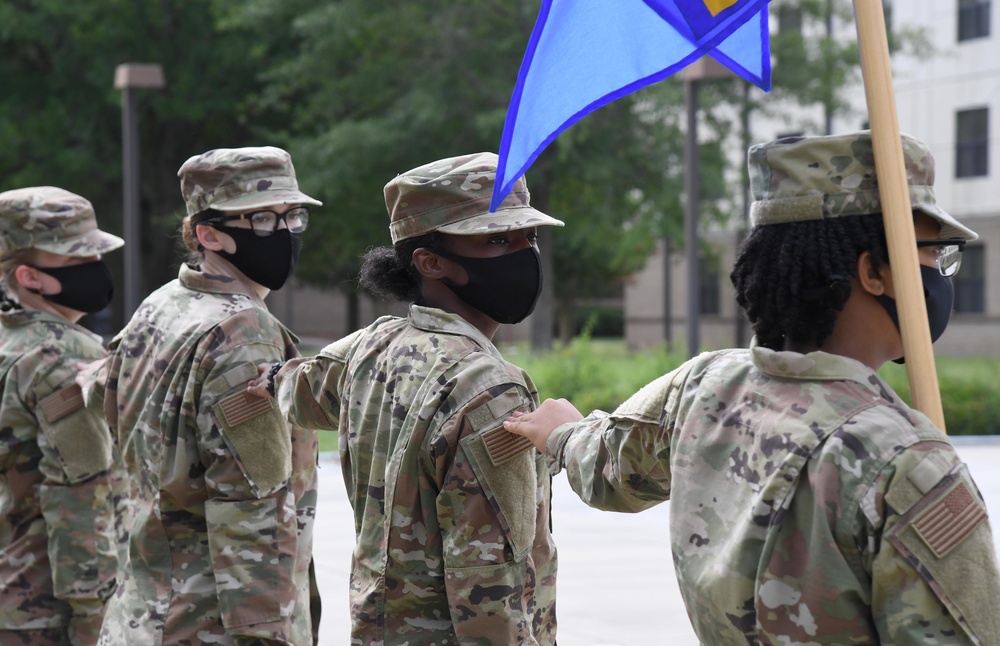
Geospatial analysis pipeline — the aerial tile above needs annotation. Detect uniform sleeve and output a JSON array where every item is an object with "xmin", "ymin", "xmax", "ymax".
[
  {"xmin": 545, "ymin": 364, "xmax": 693, "ymax": 513},
  {"xmin": 436, "ymin": 385, "xmax": 551, "ymax": 643},
  {"xmin": 197, "ymin": 344, "xmax": 301, "ymax": 646},
  {"xmin": 27, "ymin": 354, "xmax": 117, "ymax": 646},
  {"xmin": 867, "ymin": 441, "xmax": 1000, "ymax": 645},
  {"xmin": 274, "ymin": 330, "xmax": 364, "ymax": 431}
]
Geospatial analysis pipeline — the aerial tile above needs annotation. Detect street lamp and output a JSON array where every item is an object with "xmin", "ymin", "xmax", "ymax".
[
  {"xmin": 680, "ymin": 56, "xmax": 732, "ymax": 358},
  {"xmin": 113, "ymin": 63, "xmax": 164, "ymax": 319}
]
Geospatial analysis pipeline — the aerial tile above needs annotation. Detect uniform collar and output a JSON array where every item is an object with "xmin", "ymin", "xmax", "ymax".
[
  {"xmin": 750, "ymin": 336, "xmax": 885, "ymax": 388},
  {"xmin": 407, "ymin": 303, "xmax": 505, "ymax": 360},
  {"xmin": 0, "ymin": 307, "xmax": 102, "ymax": 342},
  {"xmin": 178, "ymin": 263, "xmax": 264, "ymax": 305}
]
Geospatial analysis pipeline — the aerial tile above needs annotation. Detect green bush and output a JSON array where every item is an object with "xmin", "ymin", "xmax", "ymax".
[
  {"xmin": 317, "ymin": 340, "xmax": 999, "ymax": 453},
  {"xmin": 509, "ymin": 339, "xmax": 998, "ymax": 436},
  {"xmin": 878, "ymin": 359, "xmax": 1000, "ymax": 436},
  {"xmin": 505, "ymin": 337, "xmax": 687, "ymax": 414}
]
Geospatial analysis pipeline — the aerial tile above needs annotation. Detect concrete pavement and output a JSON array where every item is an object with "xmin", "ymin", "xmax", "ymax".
[{"xmin": 314, "ymin": 442, "xmax": 1000, "ymax": 645}]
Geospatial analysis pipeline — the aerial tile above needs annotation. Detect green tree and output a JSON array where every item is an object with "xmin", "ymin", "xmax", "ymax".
[
  {"xmin": 228, "ymin": 0, "xmax": 705, "ymax": 342},
  {"xmin": 0, "ymin": 0, "xmax": 291, "ymax": 329}
]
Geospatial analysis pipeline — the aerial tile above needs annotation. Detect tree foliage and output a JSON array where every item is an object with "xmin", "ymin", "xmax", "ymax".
[
  {"xmin": 0, "ymin": 0, "xmax": 291, "ymax": 328},
  {"xmin": 1, "ymin": 0, "xmax": 924, "ymax": 341}
]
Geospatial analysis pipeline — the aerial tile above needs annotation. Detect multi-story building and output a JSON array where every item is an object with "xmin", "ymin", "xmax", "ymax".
[{"xmin": 625, "ymin": 0, "xmax": 1000, "ymax": 357}]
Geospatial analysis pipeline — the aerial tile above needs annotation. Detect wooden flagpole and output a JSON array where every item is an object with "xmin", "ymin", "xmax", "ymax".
[{"xmin": 853, "ymin": 0, "xmax": 947, "ymax": 432}]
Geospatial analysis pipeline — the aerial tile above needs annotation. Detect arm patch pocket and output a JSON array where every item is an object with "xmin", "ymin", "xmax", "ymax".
[
  {"xmin": 40, "ymin": 385, "xmax": 112, "ymax": 482},
  {"xmin": 886, "ymin": 465, "xmax": 1000, "ymax": 643},
  {"xmin": 214, "ymin": 387, "xmax": 292, "ymax": 497},
  {"xmin": 459, "ymin": 388, "xmax": 538, "ymax": 562}
]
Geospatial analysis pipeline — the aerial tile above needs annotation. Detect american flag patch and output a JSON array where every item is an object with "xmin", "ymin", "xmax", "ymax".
[
  {"xmin": 217, "ymin": 390, "xmax": 275, "ymax": 428},
  {"xmin": 39, "ymin": 384, "xmax": 85, "ymax": 423},
  {"xmin": 913, "ymin": 480, "xmax": 987, "ymax": 558},
  {"xmin": 481, "ymin": 424, "xmax": 534, "ymax": 466}
]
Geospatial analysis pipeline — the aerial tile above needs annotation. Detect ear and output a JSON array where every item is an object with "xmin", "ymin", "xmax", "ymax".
[
  {"xmin": 411, "ymin": 248, "xmax": 451, "ymax": 280},
  {"xmin": 195, "ymin": 223, "xmax": 227, "ymax": 252},
  {"xmin": 13, "ymin": 264, "xmax": 43, "ymax": 292},
  {"xmin": 856, "ymin": 250, "xmax": 889, "ymax": 297}
]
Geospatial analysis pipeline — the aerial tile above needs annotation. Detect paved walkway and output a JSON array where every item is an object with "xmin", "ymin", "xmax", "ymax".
[{"xmin": 314, "ymin": 443, "xmax": 1000, "ymax": 645}]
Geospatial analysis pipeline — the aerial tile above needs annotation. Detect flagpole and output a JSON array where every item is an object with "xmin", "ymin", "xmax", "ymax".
[{"xmin": 853, "ymin": 0, "xmax": 947, "ymax": 432}]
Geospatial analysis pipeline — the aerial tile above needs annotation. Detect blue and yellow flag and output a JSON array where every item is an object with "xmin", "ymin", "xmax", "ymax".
[{"xmin": 491, "ymin": 0, "xmax": 772, "ymax": 211}]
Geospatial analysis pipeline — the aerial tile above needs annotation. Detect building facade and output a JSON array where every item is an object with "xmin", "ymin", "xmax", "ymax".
[{"xmin": 626, "ymin": 0, "xmax": 1000, "ymax": 357}]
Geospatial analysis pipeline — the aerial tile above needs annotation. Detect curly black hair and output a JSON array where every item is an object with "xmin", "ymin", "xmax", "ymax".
[
  {"xmin": 358, "ymin": 231, "xmax": 443, "ymax": 303},
  {"xmin": 730, "ymin": 213, "xmax": 889, "ymax": 350}
]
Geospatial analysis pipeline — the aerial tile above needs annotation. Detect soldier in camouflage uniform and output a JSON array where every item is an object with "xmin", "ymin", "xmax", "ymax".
[
  {"xmin": 95, "ymin": 147, "xmax": 321, "ymax": 645},
  {"xmin": 250, "ymin": 152, "xmax": 562, "ymax": 644},
  {"xmin": 505, "ymin": 132, "xmax": 1000, "ymax": 644},
  {"xmin": 0, "ymin": 187, "xmax": 122, "ymax": 645}
]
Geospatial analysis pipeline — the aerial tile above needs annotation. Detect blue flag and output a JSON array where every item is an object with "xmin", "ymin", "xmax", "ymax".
[{"xmin": 491, "ymin": 0, "xmax": 772, "ymax": 212}]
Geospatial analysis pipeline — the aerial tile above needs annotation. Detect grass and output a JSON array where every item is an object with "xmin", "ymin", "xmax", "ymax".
[{"xmin": 312, "ymin": 337, "xmax": 999, "ymax": 452}]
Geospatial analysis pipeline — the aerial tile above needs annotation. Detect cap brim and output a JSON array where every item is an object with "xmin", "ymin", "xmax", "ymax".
[
  {"xmin": 211, "ymin": 189, "xmax": 323, "ymax": 212},
  {"xmin": 435, "ymin": 206, "xmax": 564, "ymax": 236},
  {"xmin": 34, "ymin": 229, "xmax": 124, "ymax": 257},
  {"xmin": 916, "ymin": 204, "xmax": 978, "ymax": 241}
]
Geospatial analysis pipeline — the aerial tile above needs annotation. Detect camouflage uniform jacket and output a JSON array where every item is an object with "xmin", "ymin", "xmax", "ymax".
[
  {"xmin": 546, "ymin": 340, "xmax": 1000, "ymax": 645},
  {"xmin": 0, "ymin": 309, "xmax": 117, "ymax": 645},
  {"xmin": 98, "ymin": 264, "xmax": 319, "ymax": 646},
  {"xmin": 276, "ymin": 304, "xmax": 558, "ymax": 644}
]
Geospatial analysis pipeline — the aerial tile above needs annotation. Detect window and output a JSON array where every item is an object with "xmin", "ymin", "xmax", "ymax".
[
  {"xmin": 953, "ymin": 245, "xmax": 986, "ymax": 313},
  {"xmin": 958, "ymin": 0, "xmax": 991, "ymax": 41},
  {"xmin": 956, "ymin": 108, "xmax": 989, "ymax": 178}
]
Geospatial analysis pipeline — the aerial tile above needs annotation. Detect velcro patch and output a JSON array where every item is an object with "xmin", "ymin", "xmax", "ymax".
[
  {"xmin": 466, "ymin": 389, "xmax": 532, "ymax": 465},
  {"xmin": 481, "ymin": 424, "xmax": 534, "ymax": 467},
  {"xmin": 913, "ymin": 480, "xmax": 988, "ymax": 558},
  {"xmin": 217, "ymin": 389, "xmax": 276, "ymax": 428},
  {"xmin": 39, "ymin": 384, "xmax": 85, "ymax": 424}
]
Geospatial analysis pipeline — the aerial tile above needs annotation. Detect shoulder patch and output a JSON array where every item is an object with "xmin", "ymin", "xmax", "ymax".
[
  {"xmin": 467, "ymin": 389, "xmax": 533, "ymax": 466},
  {"xmin": 912, "ymin": 479, "xmax": 988, "ymax": 558},
  {"xmin": 39, "ymin": 384, "xmax": 85, "ymax": 423},
  {"xmin": 206, "ymin": 363, "xmax": 259, "ymax": 398},
  {"xmin": 217, "ymin": 389, "xmax": 275, "ymax": 427}
]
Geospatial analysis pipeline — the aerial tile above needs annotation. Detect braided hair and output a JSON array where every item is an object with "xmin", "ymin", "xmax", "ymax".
[
  {"xmin": 358, "ymin": 231, "xmax": 443, "ymax": 303},
  {"xmin": 730, "ymin": 213, "xmax": 889, "ymax": 350}
]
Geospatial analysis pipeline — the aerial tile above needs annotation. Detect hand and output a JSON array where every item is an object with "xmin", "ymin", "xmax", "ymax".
[
  {"xmin": 74, "ymin": 357, "xmax": 107, "ymax": 389},
  {"xmin": 247, "ymin": 362, "xmax": 277, "ymax": 398},
  {"xmin": 503, "ymin": 398, "xmax": 583, "ymax": 452}
]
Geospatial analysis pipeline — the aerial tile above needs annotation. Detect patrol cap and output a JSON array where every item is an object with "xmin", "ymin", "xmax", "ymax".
[
  {"xmin": 748, "ymin": 131, "xmax": 978, "ymax": 241},
  {"xmin": 0, "ymin": 186, "xmax": 124, "ymax": 256},
  {"xmin": 384, "ymin": 152, "xmax": 564, "ymax": 244},
  {"xmin": 178, "ymin": 146, "xmax": 322, "ymax": 217}
]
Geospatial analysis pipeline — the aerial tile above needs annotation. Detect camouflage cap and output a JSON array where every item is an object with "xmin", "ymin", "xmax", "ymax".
[
  {"xmin": 385, "ymin": 152, "xmax": 564, "ymax": 244},
  {"xmin": 749, "ymin": 131, "xmax": 978, "ymax": 241},
  {"xmin": 178, "ymin": 146, "xmax": 322, "ymax": 217},
  {"xmin": 0, "ymin": 186, "xmax": 124, "ymax": 256}
]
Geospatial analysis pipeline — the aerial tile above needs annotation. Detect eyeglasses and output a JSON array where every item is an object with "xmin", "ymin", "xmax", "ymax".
[
  {"xmin": 915, "ymin": 238, "xmax": 966, "ymax": 277},
  {"xmin": 204, "ymin": 206, "xmax": 310, "ymax": 237}
]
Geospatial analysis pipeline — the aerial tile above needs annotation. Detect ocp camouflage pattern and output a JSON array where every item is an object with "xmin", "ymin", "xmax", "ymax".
[
  {"xmin": 275, "ymin": 304, "xmax": 558, "ymax": 644},
  {"xmin": 385, "ymin": 152, "xmax": 563, "ymax": 243},
  {"xmin": 748, "ymin": 131, "xmax": 973, "ymax": 241},
  {"xmin": 0, "ymin": 309, "xmax": 118, "ymax": 645},
  {"xmin": 547, "ymin": 340, "xmax": 1000, "ymax": 644},
  {"xmin": 97, "ymin": 264, "xmax": 319, "ymax": 645}
]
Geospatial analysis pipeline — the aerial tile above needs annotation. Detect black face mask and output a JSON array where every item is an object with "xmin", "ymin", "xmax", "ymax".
[
  {"xmin": 214, "ymin": 227, "xmax": 302, "ymax": 290},
  {"xmin": 875, "ymin": 264, "xmax": 954, "ymax": 364},
  {"xmin": 432, "ymin": 246, "xmax": 543, "ymax": 324},
  {"xmin": 29, "ymin": 259, "xmax": 114, "ymax": 313}
]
